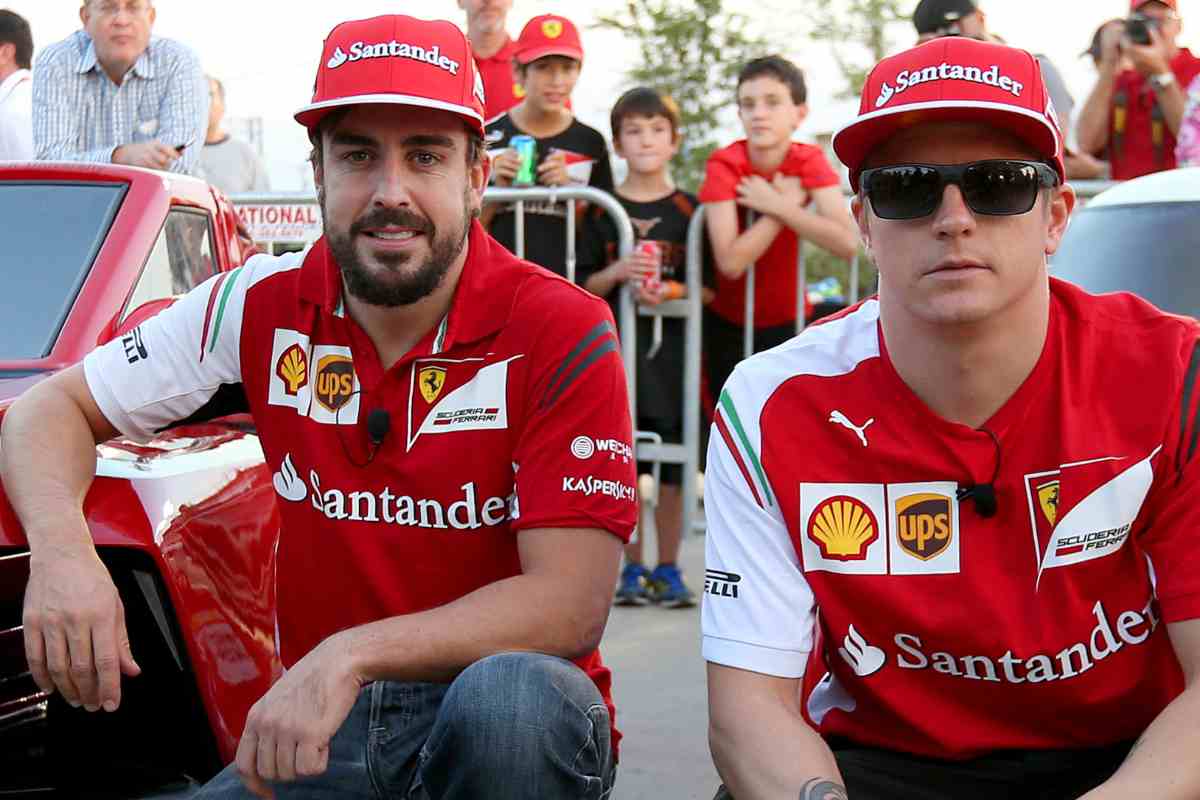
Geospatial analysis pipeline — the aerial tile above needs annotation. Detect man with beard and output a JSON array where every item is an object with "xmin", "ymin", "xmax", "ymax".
[{"xmin": 1, "ymin": 14, "xmax": 635, "ymax": 800}]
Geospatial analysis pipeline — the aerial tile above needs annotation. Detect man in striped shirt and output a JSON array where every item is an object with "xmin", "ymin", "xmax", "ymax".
[{"xmin": 32, "ymin": 0, "xmax": 206, "ymax": 175}]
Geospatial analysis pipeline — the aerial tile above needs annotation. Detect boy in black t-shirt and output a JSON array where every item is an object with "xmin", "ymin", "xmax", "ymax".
[
  {"xmin": 484, "ymin": 13, "xmax": 614, "ymax": 278},
  {"xmin": 578, "ymin": 87, "xmax": 710, "ymax": 608}
]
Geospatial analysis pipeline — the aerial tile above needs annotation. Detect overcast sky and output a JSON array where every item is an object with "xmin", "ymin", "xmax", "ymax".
[{"xmin": 10, "ymin": 1, "xmax": 1197, "ymax": 190}]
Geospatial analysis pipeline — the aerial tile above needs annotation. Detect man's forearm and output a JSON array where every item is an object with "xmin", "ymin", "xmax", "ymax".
[
  {"xmin": 340, "ymin": 567, "xmax": 608, "ymax": 684},
  {"xmin": 716, "ymin": 216, "xmax": 785, "ymax": 279},
  {"xmin": 1081, "ymin": 685, "xmax": 1200, "ymax": 799},
  {"xmin": 772, "ymin": 206, "xmax": 859, "ymax": 262},
  {"xmin": 1077, "ymin": 69, "xmax": 1118, "ymax": 155},
  {"xmin": 711, "ymin": 707, "xmax": 844, "ymax": 800},
  {"xmin": 1154, "ymin": 81, "xmax": 1188, "ymax": 136}
]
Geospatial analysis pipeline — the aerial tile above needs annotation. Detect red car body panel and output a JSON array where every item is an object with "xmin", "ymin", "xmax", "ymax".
[{"xmin": 0, "ymin": 164, "xmax": 280, "ymax": 775}]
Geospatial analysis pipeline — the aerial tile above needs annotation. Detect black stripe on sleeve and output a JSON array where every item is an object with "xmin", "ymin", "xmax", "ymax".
[
  {"xmin": 1178, "ymin": 340, "xmax": 1200, "ymax": 475},
  {"xmin": 540, "ymin": 320, "xmax": 615, "ymax": 409},
  {"xmin": 544, "ymin": 339, "xmax": 619, "ymax": 409}
]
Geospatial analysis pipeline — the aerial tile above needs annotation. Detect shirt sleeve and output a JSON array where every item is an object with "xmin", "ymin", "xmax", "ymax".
[
  {"xmin": 32, "ymin": 52, "xmax": 114, "ymax": 164},
  {"xmin": 1139, "ymin": 335, "xmax": 1200, "ymax": 623},
  {"xmin": 574, "ymin": 206, "xmax": 618, "ymax": 298},
  {"xmin": 510, "ymin": 286, "xmax": 636, "ymax": 540},
  {"xmin": 799, "ymin": 148, "xmax": 840, "ymax": 190},
  {"xmin": 702, "ymin": 369, "xmax": 817, "ymax": 678},
  {"xmin": 698, "ymin": 151, "xmax": 739, "ymax": 203},
  {"xmin": 156, "ymin": 41, "xmax": 208, "ymax": 176},
  {"xmin": 82, "ymin": 254, "xmax": 288, "ymax": 440},
  {"xmin": 586, "ymin": 129, "xmax": 615, "ymax": 195}
]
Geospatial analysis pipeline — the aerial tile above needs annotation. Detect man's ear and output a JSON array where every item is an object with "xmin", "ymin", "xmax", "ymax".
[
  {"xmin": 0, "ymin": 42, "xmax": 14, "ymax": 68},
  {"xmin": 79, "ymin": 4, "xmax": 89, "ymax": 27},
  {"xmin": 793, "ymin": 103, "xmax": 809, "ymax": 131},
  {"xmin": 147, "ymin": 4, "xmax": 157, "ymax": 26},
  {"xmin": 851, "ymin": 194, "xmax": 872, "ymax": 250},
  {"xmin": 1043, "ymin": 185, "xmax": 1076, "ymax": 257}
]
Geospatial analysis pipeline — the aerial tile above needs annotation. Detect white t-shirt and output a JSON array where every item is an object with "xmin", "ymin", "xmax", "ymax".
[{"xmin": 0, "ymin": 69, "xmax": 33, "ymax": 161}]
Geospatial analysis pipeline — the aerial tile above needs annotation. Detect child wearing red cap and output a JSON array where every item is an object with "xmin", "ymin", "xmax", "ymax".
[
  {"xmin": 483, "ymin": 13, "xmax": 614, "ymax": 279},
  {"xmin": 698, "ymin": 55, "xmax": 858, "ymax": 425}
]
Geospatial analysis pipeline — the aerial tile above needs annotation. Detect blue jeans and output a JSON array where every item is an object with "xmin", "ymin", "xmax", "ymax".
[{"xmin": 193, "ymin": 652, "xmax": 616, "ymax": 799}]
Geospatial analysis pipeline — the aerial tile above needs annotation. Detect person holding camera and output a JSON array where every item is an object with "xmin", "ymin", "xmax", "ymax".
[{"xmin": 1077, "ymin": 0, "xmax": 1200, "ymax": 180}]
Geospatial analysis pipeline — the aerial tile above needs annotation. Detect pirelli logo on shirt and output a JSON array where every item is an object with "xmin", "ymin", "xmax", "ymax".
[{"xmin": 799, "ymin": 482, "xmax": 960, "ymax": 576}]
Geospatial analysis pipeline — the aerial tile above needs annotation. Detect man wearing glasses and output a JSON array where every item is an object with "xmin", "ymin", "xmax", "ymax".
[
  {"xmin": 704, "ymin": 37, "xmax": 1200, "ymax": 799},
  {"xmin": 1077, "ymin": 0, "xmax": 1200, "ymax": 180},
  {"xmin": 33, "ymin": 0, "xmax": 207, "ymax": 175}
]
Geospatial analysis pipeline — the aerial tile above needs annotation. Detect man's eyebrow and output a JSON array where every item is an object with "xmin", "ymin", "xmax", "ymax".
[
  {"xmin": 329, "ymin": 131, "xmax": 380, "ymax": 149},
  {"xmin": 402, "ymin": 134, "xmax": 458, "ymax": 150}
]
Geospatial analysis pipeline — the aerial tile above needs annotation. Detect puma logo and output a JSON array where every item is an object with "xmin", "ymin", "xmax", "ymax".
[{"xmin": 829, "ymin": 410, "xmax": 874, "ymax": 448}]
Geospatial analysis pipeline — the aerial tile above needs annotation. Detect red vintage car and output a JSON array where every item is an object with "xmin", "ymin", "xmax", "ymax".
[{"xmin": 0, "ymin": 164, "xmax": 281, "ymax": 797}]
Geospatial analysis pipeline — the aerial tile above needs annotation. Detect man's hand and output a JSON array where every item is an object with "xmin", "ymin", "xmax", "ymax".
[
  {"xmin": 1125, "ymin": 25, "xmax": 1172, "ymax": 78},
  {"xmin": 1098, "ymin": 20, "xmax": 1126, "ymax": 73},
  {"xmin": 490, "ymin": 148, "xmax": 521, "ymax": 187},
  {"xmin": 23, "ymin": 538, "xmax": 141, "ymax": 712},
  {"xmin": 536, "ymin": 149, "xmax": 570, "ymax": 187},
  {"xmin": 235, "ymin": 634, "xmax": 365, "ymax": 799},
  {"xmin": 112, "ymin": 141, "xmax": 180, "ymax": 171}
]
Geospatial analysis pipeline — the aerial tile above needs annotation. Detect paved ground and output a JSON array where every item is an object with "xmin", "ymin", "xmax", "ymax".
[{"xmin": 601, "ymin": 531, "xmax": 719, "ymax": 800}]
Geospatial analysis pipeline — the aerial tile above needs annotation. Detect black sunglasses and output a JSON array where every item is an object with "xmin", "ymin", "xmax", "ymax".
[{"xmin": 859, "ymin": 160, "xmax": 1061, "ymax": 221}]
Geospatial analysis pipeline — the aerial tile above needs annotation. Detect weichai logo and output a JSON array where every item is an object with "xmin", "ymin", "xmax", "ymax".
[
  {"xmin": 315, "ymin": 354, "xmax": 355, "ymax": 412},
  {"xmin": 895, "ymin": 492, "xmax": 952, "ymax": 560},
  {"xmin": 275, "ymin": 343, "xmax": 308, "ymax": 396},
  {"xmin": 808, "ymin": 496, "xmax": 879, "ymax": 561}
]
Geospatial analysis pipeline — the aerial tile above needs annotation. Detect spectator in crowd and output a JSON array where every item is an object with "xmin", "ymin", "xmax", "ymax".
[
  {"xmin": 706, "ymin": 36, "xmax": 1200, "ymax": 800},
  {"xmin": 0, "ymin": 10, "xmax": 32, "ymax": 161},
  {"xmin": 485, "ymin": 14, "xmax": 614, "ymax": 279},
  {"xmin": 33, "ymin": 0, "xmax": 207, "ymax": 175},
  {"xmin": 911, "ymin": 0, "xmax": 1091, "ymax": 176},
  {"xmin": 578, "ymin": 88, "xmax": 710, "ymax": 610},
  {"xmin": 1077, "ymin": 0, "xmax": 1200, "ymax": 180},
  {"xmin": 199, "ymin": 76, "xmax": 269, "ymax": 195},
  {"xmin": 1176, "ymin": 73, "xmax": 1200, "ymax": 166},
  {"xmin": 459, "ymin": 0, "xmax": 521, "ymax": 122},
  {"xmin": 699, "ymin": 55, "xmax": 857, "ymax": 425}
]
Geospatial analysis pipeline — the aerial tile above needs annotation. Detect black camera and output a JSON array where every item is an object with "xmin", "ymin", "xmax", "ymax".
[{"xmin": 1124, "ymin": 13, "xmax": 1158, "ymax": 46}]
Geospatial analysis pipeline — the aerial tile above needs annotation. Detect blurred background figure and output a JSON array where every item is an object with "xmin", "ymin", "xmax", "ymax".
[
  {"xmin": 33, "ymin": 0, "xmax": 207, "ymax": 175},
  {"xmin": 0, "ymin": 9, "xmax": 32, "ymax": 161},
  {"xmin": 459, "ymin": 0, "xmax": 521, "ymax": 122},
  {"xmin": 1076, "ymin": 0, "xmax": 1200, "ymax": 179},
  {"xmin": 199, "ymin": 75, "xmax": 269, "ymax": 194}
]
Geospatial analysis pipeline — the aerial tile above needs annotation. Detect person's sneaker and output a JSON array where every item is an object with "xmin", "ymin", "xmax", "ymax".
[
  {"xmin": 614, "ymin": 563, "xmax": 651, "ymax": 606},
  {"xmin": 648, "ymin": 563, "xmax": 696, "ymax": 608}
]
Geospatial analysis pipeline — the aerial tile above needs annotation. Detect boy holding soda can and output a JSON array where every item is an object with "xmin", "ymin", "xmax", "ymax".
[
  {"xmin": 484, "ymin": 14, "xmax": 614, "ymax": 278},
  {"xmin": 579, "ymin": 87, "xmax": 715, "ymax": 609}
]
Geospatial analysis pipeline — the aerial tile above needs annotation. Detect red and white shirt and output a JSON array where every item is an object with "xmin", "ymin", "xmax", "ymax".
[
  {"xmin": 84, "ymin": 221, "xmax": 637, "ymax": 751},
  {"xmin": 702, "ymin": 279, "xmax": 1200, "ymax": 759}
]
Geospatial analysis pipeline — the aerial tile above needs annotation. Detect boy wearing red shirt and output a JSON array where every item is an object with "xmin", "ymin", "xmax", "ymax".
[{"xmin": 699, "ymin": 56, "xmax": 858, "ymax": 417}]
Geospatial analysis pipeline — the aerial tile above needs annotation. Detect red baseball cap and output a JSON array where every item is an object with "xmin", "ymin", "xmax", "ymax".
[
  {"xmin": 513, "ymin": 14, "xmax": 584, "ymax": 65},
  {"xmin": 833, "ymin": 38, "xmax": 1064, "ymax": 191},
  {"xmin": 295, "ymin": 15, "xmax": 486, "ymax": 137},
  {"xmin": 1131, "ymin": 0, "xmax": 1176, "ymax": 10}
]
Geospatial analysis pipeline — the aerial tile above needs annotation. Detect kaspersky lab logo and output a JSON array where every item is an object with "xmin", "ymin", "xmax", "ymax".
[
  {"xmin": 327, "ymin": 41, "xmax": 461, "ymax": 76},
  {"xmin": 875, "ymin": 63, "xmax": 1026, "ymax": 108}
]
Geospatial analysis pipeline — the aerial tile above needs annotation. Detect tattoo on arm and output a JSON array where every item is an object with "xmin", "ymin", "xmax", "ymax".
[{"xmin": 799, "ymin": 778, "xmax": 849, "ymax": 800}]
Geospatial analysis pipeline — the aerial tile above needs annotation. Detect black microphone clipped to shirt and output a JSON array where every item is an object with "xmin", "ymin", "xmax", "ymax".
[
  {"xmin": 957, "ymin": 483, "xmax": 997, "ymax": 518},
  {"xmin": 367, "ymin": 408, "xmax": 391, "ymax": 446}
]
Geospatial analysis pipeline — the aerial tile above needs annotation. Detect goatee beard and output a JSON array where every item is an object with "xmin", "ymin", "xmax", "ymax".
[{"xmin": 324, "ymin": 201, "xmax": 471, "ymax": 308}]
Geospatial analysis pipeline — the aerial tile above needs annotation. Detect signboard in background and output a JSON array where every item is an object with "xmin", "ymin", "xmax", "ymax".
[{"xmin": 236, "ymin": 202, "xmax": 322, "ymax": 253}]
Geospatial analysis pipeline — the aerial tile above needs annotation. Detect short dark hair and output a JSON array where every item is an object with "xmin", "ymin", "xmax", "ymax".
[
  {"xmin": 0, "ymin": 10, "xmax": 32, "ymax": 71},
  {"xmin": 737, "ymin": 56, "xmax": 806, "ymax": 105},
  {"xmin": 307, "ymin": 110, "xmax": 484, "ymax": 171},
  {"xmin": 610, "ymin": 87, "xmax": 681, "ymax": 141}
]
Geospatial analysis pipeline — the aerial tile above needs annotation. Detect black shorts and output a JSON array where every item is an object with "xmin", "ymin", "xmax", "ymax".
[{"xmin": 636, "ymin": 416, "xmax": 682, "ymax": 486}]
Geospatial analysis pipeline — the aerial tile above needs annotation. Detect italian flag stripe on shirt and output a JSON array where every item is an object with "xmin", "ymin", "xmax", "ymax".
[
  {"xmin": 203, "ymin": 266, "xmax": 243, "ymax": 355},
  {"xmin": 716, "ymin": 389, "xmax": 774, "ymax": 509}
]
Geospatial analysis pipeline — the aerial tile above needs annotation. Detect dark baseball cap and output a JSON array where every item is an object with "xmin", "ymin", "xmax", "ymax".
[{"xmin": 913, "ymin": 0, "xmax": 979, "ymax": 35}]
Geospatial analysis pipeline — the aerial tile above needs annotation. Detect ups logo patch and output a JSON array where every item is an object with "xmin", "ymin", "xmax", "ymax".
[
  {"xmin": 315, "ymin": 354, "xmax": 355, "ymax": 413},
  {"xmin": 895, "ymin": 492, "xmax": 952, "ymax": 560}
]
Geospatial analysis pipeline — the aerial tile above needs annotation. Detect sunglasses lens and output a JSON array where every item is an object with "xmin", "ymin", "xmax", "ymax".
[
  {"xmin": 867, "ymin": 166, "xmax": 941, "ymax": 220},
  {"xmin": 962, "ymin": 162, "xmax": 1042, "ymax": 215}
]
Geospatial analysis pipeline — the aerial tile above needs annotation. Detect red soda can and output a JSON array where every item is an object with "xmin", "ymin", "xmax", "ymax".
[{"xmin": 638, "ymin": 240, "xmax": 662, "ymax": 292}]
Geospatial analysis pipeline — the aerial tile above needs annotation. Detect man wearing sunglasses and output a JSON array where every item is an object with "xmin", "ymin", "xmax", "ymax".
[{"xmin": 704, "ymin": 36, "xmax": 1200, "ymax": 800}]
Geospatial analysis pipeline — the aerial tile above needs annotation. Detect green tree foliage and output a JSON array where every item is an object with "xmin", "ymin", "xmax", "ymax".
[
  {"xmin": 594, "ymin": 0, "xmax": 770, "ymax": 192},
  {"xmin": 800, "ymin": 0, "xmax": 909, "ymax": 98}
]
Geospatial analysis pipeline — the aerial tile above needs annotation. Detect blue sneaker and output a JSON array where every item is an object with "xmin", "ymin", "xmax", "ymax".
[
  {"xmin": 648, "ymin": 563, "xmax": 696, "ymax": 608},
  {"xmin": 614, "ymin": 563, "xmax": 651, "ymax": 606}
]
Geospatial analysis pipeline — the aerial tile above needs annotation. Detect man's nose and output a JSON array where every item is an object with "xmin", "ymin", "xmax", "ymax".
[
  {"xmin": 372, "ymin": 157, "xmax": 414, "ymax": 208},
  {"xmin": 931, "ymin": 184, "xmax": 976, "ymax": 237}
]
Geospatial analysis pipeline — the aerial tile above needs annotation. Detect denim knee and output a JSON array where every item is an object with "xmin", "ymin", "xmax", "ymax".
[{"xmin": 419, "ymin": 652, "xmax": 613, "ymax": 799}]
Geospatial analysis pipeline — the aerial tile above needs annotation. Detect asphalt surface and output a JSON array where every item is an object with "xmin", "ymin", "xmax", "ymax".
[{"xmin": 602, "ymin": 531, "xmax": 720, "ymax": 800}]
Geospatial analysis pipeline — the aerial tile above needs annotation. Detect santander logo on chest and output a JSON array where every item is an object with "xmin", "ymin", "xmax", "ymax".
[{"xmin": 875, "ymin": 62, "xmax": 1026, "ymax": 108}]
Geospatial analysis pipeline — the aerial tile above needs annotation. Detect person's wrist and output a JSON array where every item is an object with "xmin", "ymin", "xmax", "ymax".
[{"xmin": 1150, "ymin": 70, "xmax": 1176, "ymax": 91}]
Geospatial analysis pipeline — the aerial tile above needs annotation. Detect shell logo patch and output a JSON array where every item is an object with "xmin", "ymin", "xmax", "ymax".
[
  {"xmin": 542, "ymin": 19, "xmax": 563, "ymax": 39},
  {"xmin": 275, "ymin": 343, "xmax": 308, "ymax": 396},
  {"xmin": 808, "ymin": 495, "xmax": 879, "ymax": 561}
]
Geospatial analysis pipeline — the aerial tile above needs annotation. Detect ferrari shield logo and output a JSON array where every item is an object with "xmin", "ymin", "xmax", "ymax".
[
  {"xmin": 419, "ymin": 366, "xmax": 447, "ymax": 404},
  {"xmin": 1037, "ymin": 480, "xmax": 1060, "ymax": 527},
  {"xmin": 542, "ymin": 19, "xmax": 563, "ymax": 38}
]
